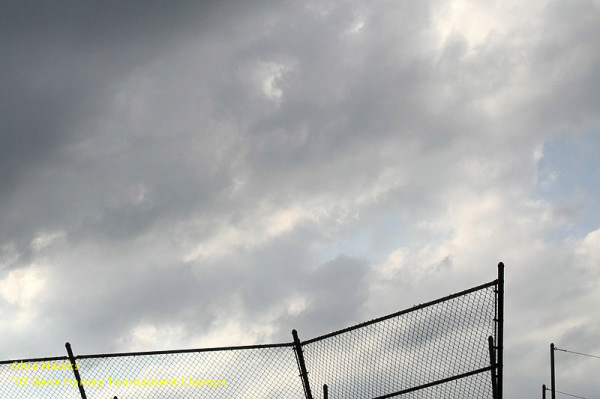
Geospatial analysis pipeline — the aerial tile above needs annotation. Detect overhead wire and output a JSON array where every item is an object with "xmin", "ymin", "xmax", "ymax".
[
  {"xmin": 554, "ymin": 347, "xmax": 600, "ymax": 360},
  {"xmin": 553, "ymin": 389, "xmax": 587, "ymax": 399},
  {"xmin": 544, "ymin": 386, "xmax": 587, "ymax": 399},
  {"xmin": 548, "ymin": 346, "xmax": 598, "ymax": 399}
]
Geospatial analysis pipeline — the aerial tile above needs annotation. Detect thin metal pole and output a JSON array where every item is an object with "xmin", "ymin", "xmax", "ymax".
[
  {"xmin": 488, "ymin": 336, "xmax": 498, "ymax": 399},
  {"xmin": 543, "ymin": 384, "xmax": 546, "ymax": 399},
  {"xmin": 292, "ymin": 329, "xmax": 313, "ymax": 399},
  {"xmin": 65, "ymin": 342, "xmax": 87, "ymax": 399},
  {"xmin": 551, "ymin": 343, "xmax": 556, "ymax": 399},
  {"xmin": 497, "ymin": 262, "xmax": 504, "ymax": 399},
  {"xmin": 323, "ymin": 384, "xmax": 328, "ymax": 399}
]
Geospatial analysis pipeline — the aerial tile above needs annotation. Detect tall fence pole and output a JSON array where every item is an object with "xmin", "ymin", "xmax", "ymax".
[
  {"xmin": 292, "ymin": 329, "xmax": 313, "ymax": 399},
  {"xmin": 550, "ymin": 343, "xmax": 556, "ymax": 399},
  {"xmin": 497, "ymin": 262, "xmax": 504, "ymax": 399},
  {"xmin": 65, "ymin": 342, "xmax": 87, "ymax": 399}
]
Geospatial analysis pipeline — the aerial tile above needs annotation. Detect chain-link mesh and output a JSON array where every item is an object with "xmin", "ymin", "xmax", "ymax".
[
  {"xmin": 302, "ymin": 283, "xmax": 497, "ymax": 398},
  {"xmin": 0, "ymin": 345, "xmax": 304, "ymax": 399},
  {"xmin": 76, "ymin": 345, "xmax": 303, "ymax": 398},
  {"xmin": 0, "ymin": 281, "xmax": 499, "ymax": 399}
]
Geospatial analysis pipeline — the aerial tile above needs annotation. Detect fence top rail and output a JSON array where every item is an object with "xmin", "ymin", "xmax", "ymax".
[
  {"xmin": 1, "ymin": 342, "xmax": 294, "ymax": 365},
  {"xmin": 0, "ymin": 355, "xmax": 69, "ymax": 365},
  {"xmin": 303, "ymin": 279, "xmax": 498, "ymax": 345},
  {"xmin": 77, "ymin": 341, "xmax": 294, "ymax": 360}
]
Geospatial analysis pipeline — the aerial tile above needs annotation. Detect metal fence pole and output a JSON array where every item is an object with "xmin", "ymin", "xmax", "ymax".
[
  {"xmin": 550, "ymin": 343, "xmax": 556, "ymax": 399},
  {"xmin": 488, "ymin": 336, "xmax": 498, "ymax": 399},
  {"xmin": 497, "ymin": 262, "xmax": 504, "ymax": 399},
  {"xmin": 542, "ymin": 384, "xmax": 546, "ymax": 399},
  {"xmin": 65, "ymin": 342, "xmax": 87, "ymax": 399},
  {"xmin": 292, "ymin": 329, "xmax": 313, "ymax": 399}
]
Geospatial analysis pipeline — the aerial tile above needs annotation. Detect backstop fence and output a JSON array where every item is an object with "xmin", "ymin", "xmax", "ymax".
[{"xmin": 0, "ymin": 263, "xmax": 504, "ymax": 398}]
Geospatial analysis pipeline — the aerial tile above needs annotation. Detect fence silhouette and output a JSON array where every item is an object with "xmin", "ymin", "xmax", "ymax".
[{"xmin": 0, "ymin": 263, "xmax": 504, "ymax": 398}]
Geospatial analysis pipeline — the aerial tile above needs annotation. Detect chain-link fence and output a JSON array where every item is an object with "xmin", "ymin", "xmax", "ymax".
[{"xmin": 0, "ymin": 264, "xmax": 503, "ymax": 399}]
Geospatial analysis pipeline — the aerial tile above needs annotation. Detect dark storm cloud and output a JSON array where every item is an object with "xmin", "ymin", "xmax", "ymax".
[
  {"xmin": 1, "ymin": 1, "xmax": 184, "ymax": 243},
  {"xmin": 0, "ymin": 1, "xmax": 200, "ymax": 178},
  {"xmin": 0, "ymin": 0, "xmax": 281, "ymax": 245}
]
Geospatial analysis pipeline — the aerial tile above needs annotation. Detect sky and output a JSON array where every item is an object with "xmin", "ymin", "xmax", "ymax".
[{"xmin": 1, "ymin": 0, "xmax": 599, "ymax": 397}]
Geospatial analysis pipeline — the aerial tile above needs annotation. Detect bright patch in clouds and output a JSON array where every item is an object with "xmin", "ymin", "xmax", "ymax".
[{"xmin": 0, "ymin": 267, "xmax": 47, "ymax": 329}]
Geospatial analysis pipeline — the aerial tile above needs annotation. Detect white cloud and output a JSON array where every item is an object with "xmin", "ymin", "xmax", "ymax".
[
  {"xmin": 576, "ymin": 228, "xmax": 600, "ymax": 271},
  {"xmin": 0, "ymin": 267, "xmax": 46, "ymax": 307},
  {"xmin": 117, "ymin": 322, "xmax": 189, "ymax": 352},
  {"xmin": 30, "ymin": 231, "xmax": 66, "ymax": 253},
  {"xmin": 0, "ymin": 266, "xmax": 47, "ymax": 329}
]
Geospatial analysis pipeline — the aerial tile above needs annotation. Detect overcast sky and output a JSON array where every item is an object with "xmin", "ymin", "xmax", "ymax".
[{"xmin": 1, "ymin": 0, "xmax": 599, "ymax": 397}]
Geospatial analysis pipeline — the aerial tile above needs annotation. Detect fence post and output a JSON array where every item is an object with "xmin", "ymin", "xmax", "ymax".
[
  {"xmin": 497, "ymin": 262, "xmax": 504, "ymax": 399},
  {"xmin": 488, "ymin": 336, "xmax": 497, "ymax": 399},
  {"xmin": 65, "ymin": 342, "xmax": 87, "ymax": 399},
  {"xmin": 542, "ymin": 384, "xmax": 546, "ymax": 399},
  {"xmin": 550, "ymin": 343, "xmax": 556, "ymax": 399},
  {"xmin": 292, "ymin": 329, "xmax": 313, "ymax": 399}
]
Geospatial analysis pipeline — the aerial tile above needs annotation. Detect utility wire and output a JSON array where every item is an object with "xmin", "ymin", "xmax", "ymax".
[
  {"xmin": 544, "ymin": 387, "xmax": 587, "ymax": 399},
  {"xmin": 554, "ymin": 347, "xmax": 600, "ymax": 360},
  {"xmin": 554, "ymin": 390, "xmax": 587, "ymax": 399}
]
